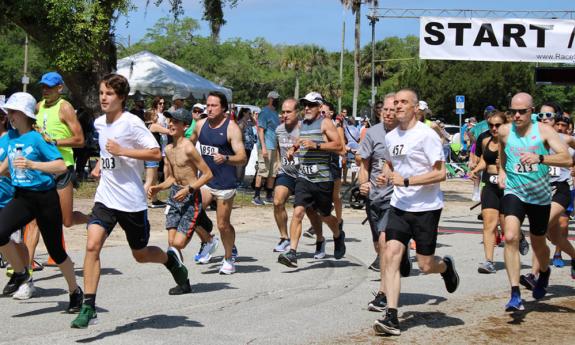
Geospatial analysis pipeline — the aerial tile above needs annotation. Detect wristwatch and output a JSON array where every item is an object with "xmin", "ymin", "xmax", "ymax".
[
  {"xmin": 188, "ymin": 185, "xmax": 195, "ymax": 194},
  {"xmin": 403, "ymin": 177, "xmax": 410, "ymax": 187},
  {"xmin": 539, "ymin": 155, "xmax": 544, "ymax": 163}
]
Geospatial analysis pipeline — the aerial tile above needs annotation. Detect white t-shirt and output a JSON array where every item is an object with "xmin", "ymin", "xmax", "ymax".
[
  {"xmin": 94, "ymin": 112, "xmax": 159, "ymax": 212},
  {"xmin": 384, "ymin": 121, "xmax": 445, "ymax": 212}
]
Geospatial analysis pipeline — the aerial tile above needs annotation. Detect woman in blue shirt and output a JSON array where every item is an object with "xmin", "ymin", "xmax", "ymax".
[{"xmin": 0, "ymin": 92, "xmax": 82, "ymax": 312}]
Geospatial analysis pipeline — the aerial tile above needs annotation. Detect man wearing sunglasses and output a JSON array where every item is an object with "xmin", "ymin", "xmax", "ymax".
[
  {"xmin": 498, "ymin": 93, "xmax": 571, "ymax": 312},
  {"xmin": 277, "ymin": 92, "xmax": 345, "ymax": 268}
]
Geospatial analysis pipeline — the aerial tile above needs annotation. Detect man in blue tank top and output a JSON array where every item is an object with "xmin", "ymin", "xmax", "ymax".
[
  {"xmin": 498, "ymin": 92, "xmax": 571, "ymax": 312},
  {"xmin": 192, "ymin": 91, "xmax": 247, "ymax": 275}
]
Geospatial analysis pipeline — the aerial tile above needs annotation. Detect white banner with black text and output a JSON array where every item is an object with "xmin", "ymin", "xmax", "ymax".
[{"xmin": 419, "ymin": 17, "xmax": 575, "ymax": 63}]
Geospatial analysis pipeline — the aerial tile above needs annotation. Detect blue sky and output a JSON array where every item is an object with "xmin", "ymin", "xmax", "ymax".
[{"xmin": 116, "ymin": 0, "xmax": 574, "ymax": 51}]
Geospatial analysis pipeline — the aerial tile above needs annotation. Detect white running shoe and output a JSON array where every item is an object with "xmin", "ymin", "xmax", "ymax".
[
  {"xmin": 314, "ymin": 240, "xmax": 326, "ymax": 259},
  {"xmin": 13, "ymin": 279, "xmax": 35, "ymax": 300},
  {"xmin": 273, "ymin": 238, "xmax": 290, "ymax": 252},
  {"xmin": 198, "ymin": 237, "xmax": 220, "ymax": 264},
  {"xmin": 219, "ymin": 258, "xmax": 236, "ymax": 275}
]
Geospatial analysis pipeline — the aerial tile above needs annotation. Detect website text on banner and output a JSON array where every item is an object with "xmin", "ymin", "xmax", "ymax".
[{"xmin": 419, "ymin": 17, "xmax": 575, "ymax": 64}]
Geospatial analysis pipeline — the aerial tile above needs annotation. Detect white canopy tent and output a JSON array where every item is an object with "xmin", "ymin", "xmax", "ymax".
[{"xmin": 116, "ymin": 50, "xmax": 232, "ymax": 101}]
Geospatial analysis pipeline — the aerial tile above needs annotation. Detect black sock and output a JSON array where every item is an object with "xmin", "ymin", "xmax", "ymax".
[
  {"xmin": 387, "ymin": 308, "xmax": 398, "ymax": 319},
  {"xmin": 511, "ymin": 286, "xmax": 520, "ymax": 296},
  {"xmin": 254, "ymin": 187, "xmax": 261, "ymax": 198},
  {"xmin": 539, "ymin": 267, "xmax": 551, "ymax": 278},
  {"xmin": 265, "ymin": 188, "xmax": 273, "ymax": 199},
  {"xmin": 289, "ymin": 249, "xmax": 296, "ymax": 255},
  {"xmin": 70, "ymin": 287, "xmax": 81, "ymax": 295},
  {"xmin": 164, "ymin": 253, "xmax": 177, "ymax": 270},
  {"xmin": 84, "ymin": 294, "xmax": 96, "ymax": 308}
]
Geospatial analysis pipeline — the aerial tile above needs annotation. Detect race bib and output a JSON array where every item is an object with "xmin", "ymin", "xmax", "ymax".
[
  {"xmin": 281, "ymin": 156, "xmax": 299, "ymax": 166},
  {"xmin": 489, "ymin": 175, "xmax": 499, "ymax": 185},
  {"xmin": 549, "ymin": 166, "xmax": 560, "ymax": 177},
  {"xmin": 391, "ymin": 144, "xmax": 406, "ymax": 157},
  {"xmin": 101, "ymin": 157, "xmax": 117, "ymax": 170},
  {"xmin": 300, "ymin": 164, "xmax": 318, "ymax": 175},
  {"xmin": 200, "ymin": 144, "xmax": 219, "ymax": 157},
  {"xmin": 350, "ymin": 162, "xmax": 360, "ymax": 173},
  {"xmin": 514, "ymin": 163, "xmax": 538, "ymax": 174}
]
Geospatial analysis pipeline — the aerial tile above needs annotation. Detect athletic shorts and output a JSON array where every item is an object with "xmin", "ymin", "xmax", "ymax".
[
  {"xmin": 88, "ymin": 202, "xmax": 150, "ymax": 250},
  {"xmin": 481, "ymin": 182, "xmax": 503, "ymax": 211},
  {"xmin": 201, "ymin": 185, "xmax": 236, "ymax": 201},
  {"xmin": 165, "ymin": 185, "xmax": 210, "ymax": 238},
  {"xmin": 144, "ymin": 161, "xmax": 160, "ymax": 169},
  {"xmin": 385, "ymin": 207, "xmax": 442, "ymax": 256},
  {"xmin": 257, "ymin": 149, "xmax": 279, "ymax": 178},
  {"xmin": 331, "ymin": 163, "xmax": 342, "ymax": 180},
  {"xmin": 566, "ymin": 189, "xmax": 575, "ymax": 214},
  {"xmin": 502, "ymin": 194, "xmax": 550, "ymax": 236},
  {"xmin": 275, "ymin": 173, "xmax": 296, "ymax": 194},
  {"xmin": 551, "ymin": 181, "xmax": 570, "ymax": 210},
  {"xmin": 55, "ymin": 165, "xmax": 74, "ymax": 190},
  {"xmin": 294, "ymin": 178, "xmax": 334, "ymax": 217},
  {"xmin": 0, "ymin": 208, "xmax": 22, "ymax": 243},
  {"xmin": 366, "ymin": 198, "xmax": 391, "ymax": 242}
]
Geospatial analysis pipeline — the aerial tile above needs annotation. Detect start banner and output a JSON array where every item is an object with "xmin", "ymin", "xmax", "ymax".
[{"xmin": 420, "ymin": 17, "xmax": 575, "ymax": 63}]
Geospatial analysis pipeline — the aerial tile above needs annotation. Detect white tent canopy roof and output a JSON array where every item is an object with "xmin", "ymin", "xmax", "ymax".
[{"xmin": 116, "ymin": 50, "xmax": 232, "ymax": 101}]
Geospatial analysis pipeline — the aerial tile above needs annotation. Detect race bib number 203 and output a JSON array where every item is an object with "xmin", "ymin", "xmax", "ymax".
[{"xmin": 101, "ymin": 157, "xmax": 116, "ymax": 170}]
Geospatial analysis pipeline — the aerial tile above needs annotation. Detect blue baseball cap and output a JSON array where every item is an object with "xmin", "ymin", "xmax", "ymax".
[
  {"xmin": 484, "ymin": 105, "xmax": 496, "ymax": 113},
  {"xmin": 39, "ymin": 72, "xmax": 64, "ymax": 87}
]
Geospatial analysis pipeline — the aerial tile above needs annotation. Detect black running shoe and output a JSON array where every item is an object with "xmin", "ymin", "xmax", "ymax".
[
  {"xmin": 441, "ymin": 256, "xmax": 459, "ymax": 293},
  {"xmin": 169, "ymin": 279, "xmax": 193, "ymax": 295},
  {"xmin": 67, "ymin": 287, "xmax": 84, "ymax": 313},
  {"xmin": 333, "ymin": 230, "xmax": 346, "ymax": 259},
  {"xmin": 368, "ymin": 255, "xmax": 380, "ymax": 272},
  {"xmin": 373, "ymin": 313, "xmax": 400, "ymax": 336},
  {"xmin": 368, "ymin": 291, "xmax": 387, "ymax": 312},
  {"xmin": 519, "ymin": 273, "xmax": 536, "ymax": 291},
  {"xmin": 2, "ymin": 271, "xmax": 30, "ymax": 296},
  {"xmin": 339, "ymin": 219, "xmax": 344, "ymax": 233},
  {"xmin": 278, "ymin": 250, "xmax": 298, "ymax": 268},
  {"xmin": 400, "ymin": 248, "xmax": 411, "ymax": 277}
]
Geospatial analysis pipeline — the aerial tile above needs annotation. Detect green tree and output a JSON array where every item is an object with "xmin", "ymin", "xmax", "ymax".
[
  {"xmin": 279, "ymin": 45, "xmax": 328, "ymax": 99},
  {"xmin": 201, "ymin": 0, "xmax": 240, "ymax": 42}
]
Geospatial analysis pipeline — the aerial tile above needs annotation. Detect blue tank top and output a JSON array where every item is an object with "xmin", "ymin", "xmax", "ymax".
[
  {"xmin": 198, "ymin": 118, "xmax": 237, "ymax": 189},
  {"xmin": 504, "ymin": 122, "xmax": 550, "ymax": 204}
]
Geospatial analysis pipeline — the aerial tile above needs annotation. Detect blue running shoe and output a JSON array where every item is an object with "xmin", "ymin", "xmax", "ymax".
[
  {"xmin": 505, "ymin": 294, "xmax": 524, "ymax": 312},
  {"xmin": 533, "ymin": 268, "xmax": 551, "ymax": 300},
  {"xmin": 194, "ymin": 242, "xmax": 207, "ymax": 263},
  {"xmin": 552, "ymin": 255, "xmax": 565, "ymax": 268},
  {"xmin": 231, "ymin": 245, "xmax": 238, "ymax": 262}
]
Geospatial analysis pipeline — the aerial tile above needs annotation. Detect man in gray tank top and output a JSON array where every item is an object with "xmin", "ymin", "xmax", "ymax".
[{"xmin": 277, "ymin": 92, "xmax": 346, "ymax": 268}]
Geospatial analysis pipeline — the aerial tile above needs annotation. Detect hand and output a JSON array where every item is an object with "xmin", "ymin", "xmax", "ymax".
[
  {"xmin": 213, "ymin": 153, "xmax": 226, "ymax": 165},
  {"xmin": 375, "ymin": 174, "xmax": 388, "ymax": 187},
  {"xmin": 13, "ymin": 157, "xmax": 35, "ymax": 170},
  {"xmin": 106, "ymin": 139, "xmax": 123, "ymax": 156},
  {"xmin": 261, "ymin": 147, "xmax": 268, "ymax": 157},
  {"xmin": 298, "ymin": 139, "xmax": 317, "ymax": 150},
  {"xmin": 147, "ymin": 184, "xmax": 160, "ymax": 199},
  {"xmin": 286, "ymin": 148, "xmax": 295, "ymax": 161},
  {"xmin": 173, "ymin": 187, "xmax": 189, "ymax": 202},
  {"xmin": 469, "ymin": 170, "xmax": 478, "ymax": 181},
  {"xmin": 359, "ymin": 182, "xmax": 370, "ymax": 196},
  {"xmin": 519, "ymin": 152, "xmax": 539, "ymax": 165},
  {"xmin": 468, "ymin": 161, "xmax": 476, "ymax": 170},
  {"xmin": 91, "ymin": 165, "xmax": 101, "ymax": 179},
  {"xmin": 388, "ymin": 171, "xmax": 405, "ymax": 187}
]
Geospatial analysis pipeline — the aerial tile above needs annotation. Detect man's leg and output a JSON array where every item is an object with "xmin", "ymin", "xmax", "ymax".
[
  {"xmin": 503, "ymin": 215, "xmax": 522, "ymax": 287},
  {"xmin": 288, "ymin": 206, "xmax": 306, "ymax": 252},
  {"xmin": 216, "ymin": 196, "xmax": 235, "ymax": 260},
  {"xmin": 83, "ymin": 224, "xmax": 108, "ymax": 296},
  {"xmin": 273, "ymin": 185, "xmax": 291, "ymax": 240},
  {"xmin": 383, "ymin": 239, "xmax": 404, "ymax": 310}
]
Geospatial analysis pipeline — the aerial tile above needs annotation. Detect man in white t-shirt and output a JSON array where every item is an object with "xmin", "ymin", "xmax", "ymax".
[
  {"xmin": 372, "ymin": 89, "xmax": 459, "ymax": 336},
  {"xmin": 71, "ymin": 74, "xmax": 190, "ymax": 329}
]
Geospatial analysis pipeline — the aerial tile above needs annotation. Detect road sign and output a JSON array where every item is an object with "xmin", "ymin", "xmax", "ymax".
[
  {"xmin": 456, "ymin": 108, "xmax": 465, "ymax": 115},
  {"xmin": 456, "ymin": 95, "xmax": 465, "ymax": 109}
]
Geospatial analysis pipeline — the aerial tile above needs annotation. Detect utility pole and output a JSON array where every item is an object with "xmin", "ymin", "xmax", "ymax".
[
  {"xmin": 22, "ymin": 34, "xmax": 30, "ymax": 92},
  {"xmin": 338, "ymin": 7, "xmax": 346, "ymax": 114},
  {"xmin": 368, "ymin": 7, "xmax": 378, "ymax": 119}
]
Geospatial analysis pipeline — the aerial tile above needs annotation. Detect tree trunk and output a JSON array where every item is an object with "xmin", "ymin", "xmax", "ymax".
[
  {"xmin": 294, "ymin": 74, "xmax": 300, "ymax": 99},
  {"xmin": 352, "ymin": 5, "xmax": 361, "ymax": 119}
]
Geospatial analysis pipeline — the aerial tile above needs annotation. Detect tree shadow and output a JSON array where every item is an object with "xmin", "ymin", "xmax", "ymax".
[
  {"xmin": 75, "ymin": 314, "xmax": 203, "ymax": 343},
  {"xmin": 400, "ymin": 310, "xmax": 465, "ymax": 331}
]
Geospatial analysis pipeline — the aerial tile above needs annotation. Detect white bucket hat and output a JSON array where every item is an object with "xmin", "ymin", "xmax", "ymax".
[{"xmin": 1, "ymin": 92, "xmax": 37, "ymax": 120}]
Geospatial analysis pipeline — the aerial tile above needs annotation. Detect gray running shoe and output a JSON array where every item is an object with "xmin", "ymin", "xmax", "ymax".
[
  {"xmin": 519, "ymin": 232, "xmax": 529, "ymax": 256},
  {"xmin": 303, "ymin": 226, "xmax": 315, "ymax": 238},
  {"xmin": 278, "ymin": 250, "xmax": 298, "ymax": 268},
  {"xmin": 333, "ymin": 230, "xmax": 346, "ymax": 259},
  {"xmin": 314, "ymin": 240, "xmax": 326, "ymax": 259},
  {"xmin": 478, "ymin": 261, "xmax": 496, "ymax": 274}
]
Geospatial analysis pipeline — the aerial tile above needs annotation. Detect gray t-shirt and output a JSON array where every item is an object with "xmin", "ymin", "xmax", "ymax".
[
  {"xmin": 276, "ymin": 123, "xmax": 300, "ymax": 178},
  {"xmin": 358, "ymin": 123, "xmax": 393, "ymax": 202}
]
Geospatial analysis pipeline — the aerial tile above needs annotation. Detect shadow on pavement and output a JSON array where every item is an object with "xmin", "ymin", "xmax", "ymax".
[
  {"xmin": 399, "ymin": 292, "xmax": 447, "ymax": 307},
  {"xmin": 282, "ymin": 259, "xmax": 362, "ymax": 273},
  {"xmin": 507, "ymin": 292, "xmax": 575, "ymax": 325},
  {"xmin": 75, "ymin": 315, "xmax": 203, "ymax": 343},
  {"xmin": 400, "ymin": 310, "xmax": 465, "ymax": 331},
  {"xmin": 12, "ymin": 303, "xmax": 109, "ymax": 318},
  {"xmin": 34, "ymin": 268, "xmax": 122, "ymax": 283},
  {"xmin": 192, "ymin": 282, "xmax": 238, "ymax": 293},
  {"xmin": 201, "ymin": 265, "xmax": 270, "ymax": 275}
]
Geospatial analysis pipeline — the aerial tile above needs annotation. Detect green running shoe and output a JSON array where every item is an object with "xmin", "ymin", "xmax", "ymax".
[{"xmin": 70, "ymin": 304, "xmax": 97, "ymax": 329}]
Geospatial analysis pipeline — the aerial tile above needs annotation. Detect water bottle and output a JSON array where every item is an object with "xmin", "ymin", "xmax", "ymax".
[{"xmin": 14, "ymin": 147, "xmax": 26, "ymax": 179}]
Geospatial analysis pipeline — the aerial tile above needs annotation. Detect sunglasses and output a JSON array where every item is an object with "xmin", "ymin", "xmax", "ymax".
[
  {"xmin": 192, "ymin": 109, "xmax": 202, "ymax": 113},
  {"xmin": 489, "ymin": 123, "xmax": 502, "ymax": 129},
  {"xmin": 159, "ymin": 102, "xmax": 165, "ymax": 105},
  {"xmin": 537, "ymin": 112, "xmax": 555, "ymax": 120},
  {"xmin": 506, "ymin": 108, "xmax": 531, "ymax": 115},
  {"xmin": 302, "ymin": 102, "xmax": 319, "ymax": 108}
]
